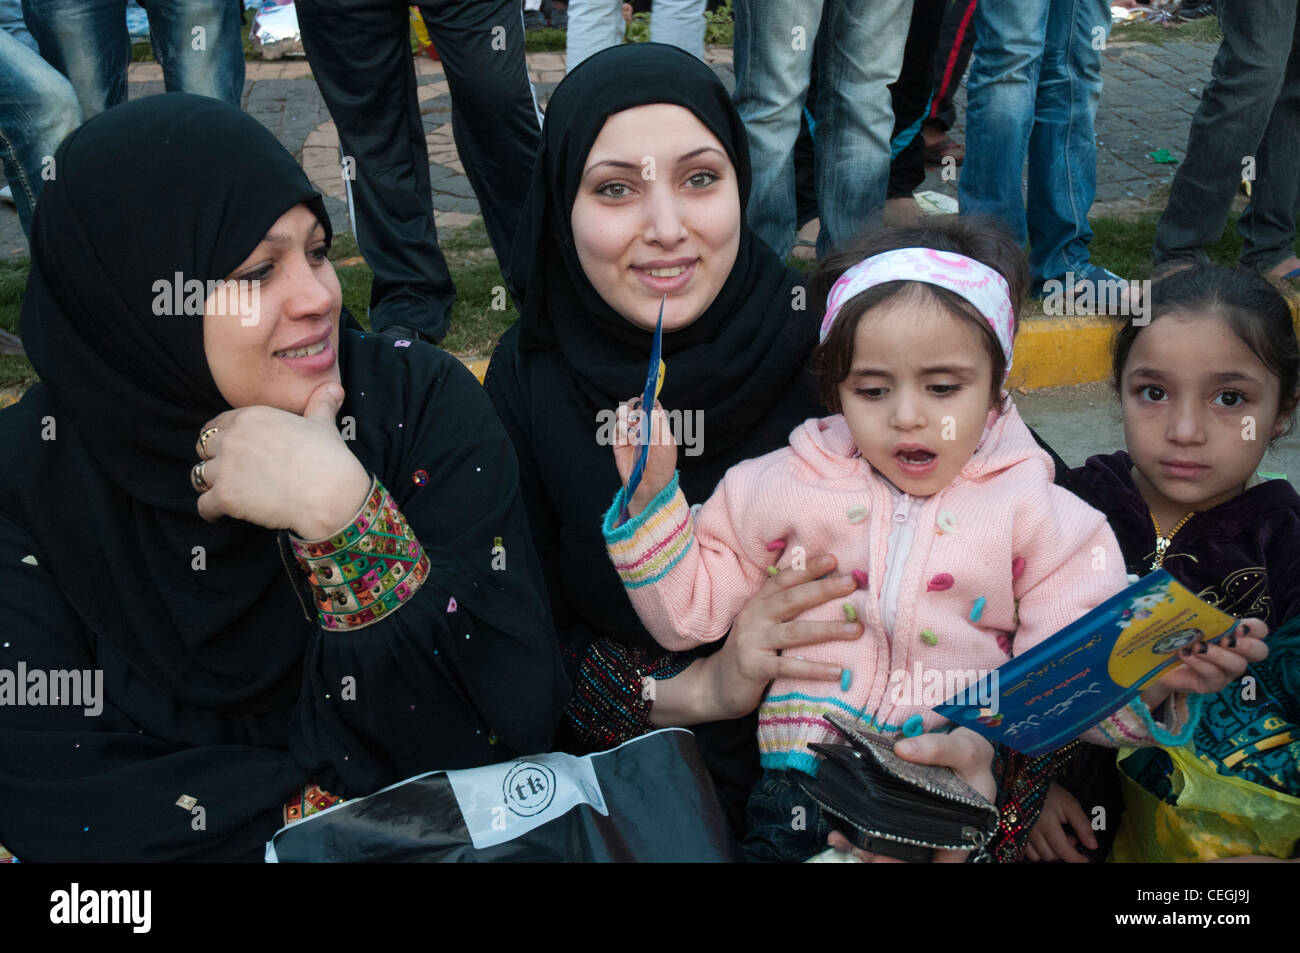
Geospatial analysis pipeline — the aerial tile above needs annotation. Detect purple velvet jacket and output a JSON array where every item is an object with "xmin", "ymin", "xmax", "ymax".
[{"xmin": 1066, "ymin": 451, "xmax": 1300, "ymax": 627}]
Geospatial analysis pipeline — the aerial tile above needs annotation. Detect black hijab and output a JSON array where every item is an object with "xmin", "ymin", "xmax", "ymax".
[
  {"xmin": 13, "ymin": 94, "xmax": 335, "ymax": 713},
  {"xmin": 508, "ymin": 42, "xmax": 821, "ymax": 466},
  {"xmin": 489, "ymin": 45, "xmax": 825, "ymax": 833},
  {"xmin": 11, "ymin": 94, "xmax": 555, "ymax": 721}
]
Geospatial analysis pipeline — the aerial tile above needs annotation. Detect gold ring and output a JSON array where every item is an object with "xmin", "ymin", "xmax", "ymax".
[
  {"xmin": 199, "ymin": 427, "xmax": 221, "ymax": 460},
  {"xmin": 191, "ymin": 461, "xmax": 212, "ymax": 494}
]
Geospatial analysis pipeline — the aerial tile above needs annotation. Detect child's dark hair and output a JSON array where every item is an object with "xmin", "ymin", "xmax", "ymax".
[
  {"xmin": 1111, "ymin": 265, "xmax": 1300, "ymax": 440},
  {"xmin": 809, "ymin": 216, "xmax": 1027, "ymax": 412}
]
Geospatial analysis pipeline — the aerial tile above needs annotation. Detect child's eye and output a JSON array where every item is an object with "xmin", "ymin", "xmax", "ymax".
[
  {"xmin": 854, "ymin": 387, "xmax": 887, "ymax": 400},
  {"xmin": 596, "ymin": 181, "xmax": 633, "ymax": 199},
  {"xmin": 1212, "ymin": 390, "xmax": 1247, "ymax": 408},
  {"xmin": 686, "ymin": 170, "xmax": 719, "ymax": 188},
  {"xmin": 929, "ymin": 384, "xmax": 962, "ymax": 396},
  {"xmin": 1136, "ymin": 384, "xmax": 1167, "ymax": 402}
]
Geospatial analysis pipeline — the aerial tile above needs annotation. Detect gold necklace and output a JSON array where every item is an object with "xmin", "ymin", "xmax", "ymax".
[{"xmin": 1149, "ymin": 511, "xmax": 1195, "ymax": 571}]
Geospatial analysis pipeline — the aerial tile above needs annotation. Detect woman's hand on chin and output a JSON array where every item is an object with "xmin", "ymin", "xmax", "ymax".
[{"xmin": 195, "ymin": 381, "xmax": 372, "ymax": 537}]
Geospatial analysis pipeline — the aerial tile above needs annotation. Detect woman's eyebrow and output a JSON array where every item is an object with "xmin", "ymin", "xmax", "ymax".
[
  {"xmin": 255, "ymin": 226, "xmax": 326, "ymax": 247},
  {"xmin": 583, "ymin": 146, "xmax": 727, "ymax": 177}
]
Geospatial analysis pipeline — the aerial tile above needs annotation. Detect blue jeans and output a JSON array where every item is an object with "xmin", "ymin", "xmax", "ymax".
[
  {"xmin": 0, "ymin": 26, "xmax": 80, "ymax": 236},
  {"xmin": 742, "ymin": 769, "xmax": 835, "ymax": 863},
  {"xmin": 21, "ymin": 0, "xmax": 244, "ymax": 119},
  {"xmin": 733, "ymin": 0, "xmax": 914, "ymax": 260},
  {"xmin": 565, "ymin": 0, "xmax": 706, "ymax": 72},
  {"xmin": 958, "ymin": 0, "xmax": 1111, "ymax": 288},
  {"xmin": 1154, "ymin": 0, "xmax": 1300, "ymax": 273},
  {"xmin": 1, "ymin": 0, "xmax": 37, "ymax": 51}
]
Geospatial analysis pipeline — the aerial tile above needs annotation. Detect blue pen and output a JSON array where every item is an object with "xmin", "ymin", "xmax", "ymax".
[{"xmin": 620, "ymin": 295, "xmax": 665, "ymax": 523}]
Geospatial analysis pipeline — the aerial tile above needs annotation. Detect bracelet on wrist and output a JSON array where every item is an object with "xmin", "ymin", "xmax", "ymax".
[{"xmin": 289, "ymin": 477, "xmax": 430, "ymax": 631}]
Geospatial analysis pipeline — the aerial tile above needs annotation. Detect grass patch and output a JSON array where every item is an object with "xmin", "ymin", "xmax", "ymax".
[
  {"xmin": 1110, "ymin": 17, "xmax": 1222, "ymax": 45},
  {"xmin": 525, "ymin": 28, "xmax": 569, "ymax": 52}
]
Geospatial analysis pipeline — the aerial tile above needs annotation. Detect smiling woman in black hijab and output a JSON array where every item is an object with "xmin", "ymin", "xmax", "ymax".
[
  {"xmin": 0, "ymin": 94, "xmax": 567, "ymax": 861},
  {"xmin": 486, "ymin": 44, "xmax": 844, "ymax": 835}
]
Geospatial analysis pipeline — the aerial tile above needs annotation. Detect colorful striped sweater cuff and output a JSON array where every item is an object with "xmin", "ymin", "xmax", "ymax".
[{"xmin": 603, "ymin": 472, "xmax": 694, "ymax": 590}]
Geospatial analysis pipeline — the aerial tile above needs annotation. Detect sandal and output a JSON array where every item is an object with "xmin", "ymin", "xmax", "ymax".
[{"xmin": 791, "ymin": 238, "xmax": 818, "ymax": 261}]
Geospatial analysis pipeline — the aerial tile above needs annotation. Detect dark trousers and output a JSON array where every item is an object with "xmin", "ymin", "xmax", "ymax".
[
  {"xmin": 889, "ymin": 0, "xmax": 948, "ymax": 200},
  {"xmin": 1153, "ymin": 0, "xmax": 1300, "ymax": 272},
  {"xmin": 742, "ymin": 769, "xmax": 835, "ymax": 863},
  {"xmin": 297, "ymin": 0, "xmax": 541, "ymax": 340},
  {"xmin": 929, "ymin": 0, "xmax": 977, "ymax": 131}
]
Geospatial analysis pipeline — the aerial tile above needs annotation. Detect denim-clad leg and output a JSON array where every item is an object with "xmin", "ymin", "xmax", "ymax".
[
  {"xmin": 564, "ymin": 0, "xmax": 623, "ymax": 72},
  {"xmin": 733, "ymin": 0, "xmax": 821, "ymax": 259},
  {"xmin": 138, "ymin": 0, "xmax": 245, "ymax": 107},
  {"xmin": 22, "ymin": 0, "xmax": 129, "ymax": 119},
  {"xmin": 1025, "ymin": 0, "xmax": 1109, "ymax": 285},
  {"xmin": 814, "ymin": 0, "xmax": 912, "ymax": 257},
  {"xmin": 1, "ymin": 0, "xmax": 38, "ymax": 51},
  {"xmin": 22, "ymin": 0, "xmax": 242, "ymax": 118},
  {"xmin": 1155, "ymin": 0, "xmax": 1300, "ymax": 272},
  {"xmin": 741, "ymin": 769, "xmax": 835, "ymax": 863},
  {"xmin": 736, "ymin": 0, "xmax": 911, "ymax": 261},
  {"xmin": 958, "ymin": 0, "xmax": 1048, "ymax": 252},
  {"xmin": 0, "ymin": 26, "xmax": 81, "ymax": 236},
  {"xmin": 649, "ymin": 0, "xmax": 706, "ymax": 62}
]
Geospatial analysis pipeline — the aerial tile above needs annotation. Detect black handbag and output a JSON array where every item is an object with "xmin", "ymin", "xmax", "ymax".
[{"xmin": 797, "ymin": 713, "xmax": 999, "ymax": 862}]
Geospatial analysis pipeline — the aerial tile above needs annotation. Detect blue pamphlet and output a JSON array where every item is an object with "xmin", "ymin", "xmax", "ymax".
[{"xmin": 934, "ymin": 571, "xmax": 1242, "ymax": 756}]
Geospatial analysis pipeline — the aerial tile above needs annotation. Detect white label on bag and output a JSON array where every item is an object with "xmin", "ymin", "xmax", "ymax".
[{"xmin": 446, "ymin": 750, "xmax": 608, "ymax": 849}]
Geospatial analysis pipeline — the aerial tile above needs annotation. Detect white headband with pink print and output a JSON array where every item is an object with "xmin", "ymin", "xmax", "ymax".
[{"xmin": 819, "ymin": 247, "xmax": 1016, "ymax": 380}]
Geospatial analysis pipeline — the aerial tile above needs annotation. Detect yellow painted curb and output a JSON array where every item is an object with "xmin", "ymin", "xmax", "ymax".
[
  {"xmin": 1007, "ymin": 314, "xmax": 1117, "ymax": 390},
  {"xmin": 1007, "ymin": 291, "xmax": 1300, "ymax": 391},
  {"xmin": 463, "ymin": 358, "xmax": 489, "ymax": 384}
]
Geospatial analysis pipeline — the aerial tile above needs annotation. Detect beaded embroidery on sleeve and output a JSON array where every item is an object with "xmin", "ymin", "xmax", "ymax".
[{"xmin": 289, "ymin": 477, "xmax": 430, "ymax": 631}]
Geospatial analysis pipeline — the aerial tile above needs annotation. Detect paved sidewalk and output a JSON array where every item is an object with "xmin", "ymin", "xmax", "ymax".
[{"xmin": 0, "ymin": 40, "xmax": 1218, "ymax": 260}]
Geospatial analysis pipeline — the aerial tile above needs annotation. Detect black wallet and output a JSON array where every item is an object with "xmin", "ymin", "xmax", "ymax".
[{"xmin": 796, "ymin": 713, "xmax": 999, "ymax": 862}]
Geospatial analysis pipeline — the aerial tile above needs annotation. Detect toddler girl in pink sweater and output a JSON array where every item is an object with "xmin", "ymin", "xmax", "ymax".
[{"xmin": 602, "ymin": 219, "xmax": 1255, "ymax": 862}]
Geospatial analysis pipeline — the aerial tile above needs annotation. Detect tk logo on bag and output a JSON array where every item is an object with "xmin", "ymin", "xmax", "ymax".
[{"xmin": 503, "ymin": 762, "xmax": 556, "ymax": 817}]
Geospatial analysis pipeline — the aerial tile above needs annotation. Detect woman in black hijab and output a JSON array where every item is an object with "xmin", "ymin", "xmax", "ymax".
[
  {"xmin": 487, "ymin": 43, "xmax": 1082, "ymax": 850},
  {"xmin": 486, "ymin": 44, "xmax": 864, "ymax": 835},
  {"xmin": 0, "ymin": 94, "xmax": 567, "ymax": 861}
]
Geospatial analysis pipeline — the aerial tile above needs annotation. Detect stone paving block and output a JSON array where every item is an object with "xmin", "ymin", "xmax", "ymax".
[
  {"xmin": 439, "ymin": 175, "xmax": 477, "ymax": 199},
  {"xmin": 435, "ymin": 211, "xmax": 479, "ymax": 229}
]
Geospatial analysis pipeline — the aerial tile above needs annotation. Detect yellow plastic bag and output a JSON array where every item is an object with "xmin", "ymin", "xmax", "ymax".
[{"xmin": 1111, "ymin": 745, "xmax": 1300, "ymax": 862}]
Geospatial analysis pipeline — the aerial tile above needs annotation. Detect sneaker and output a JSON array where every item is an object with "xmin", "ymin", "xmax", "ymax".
[
  {"xmin": 0, "ymin": 185, "xmax": 12, "ymax": 205},
  {"xmin": 1036, "ymin": 264, "xmax": 1133, "ymax": 315},
  {"xmin": 523, "ymin": 9, "xmax": 546, "ymax": 30},
  {"xmin": 1175, "ymin": 0, "xmax": 1216, "ymax": 22}
]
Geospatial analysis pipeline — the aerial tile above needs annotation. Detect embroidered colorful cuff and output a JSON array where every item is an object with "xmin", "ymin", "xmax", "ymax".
[
  {"xmin": 565, "ymin": 639, "xmax": 695, "ymax": 748},
  {"xmin": 603, "ymin": 472, "xmax": 694, "ymax": 589},
  {"xmin": 290, "ymin": 476, "xmax": 430, "ymax": 631}
]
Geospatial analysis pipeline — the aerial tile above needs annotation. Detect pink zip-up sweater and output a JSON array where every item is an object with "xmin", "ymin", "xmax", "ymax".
[{"xmin": 604, "ymin": 403, "xmax": 1193, "ymax": 774}]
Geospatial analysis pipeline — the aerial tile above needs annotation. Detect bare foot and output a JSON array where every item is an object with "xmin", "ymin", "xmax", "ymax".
[{"xmin": 883, "ymin": 196, "xmax": 924, "ymax": 227}]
